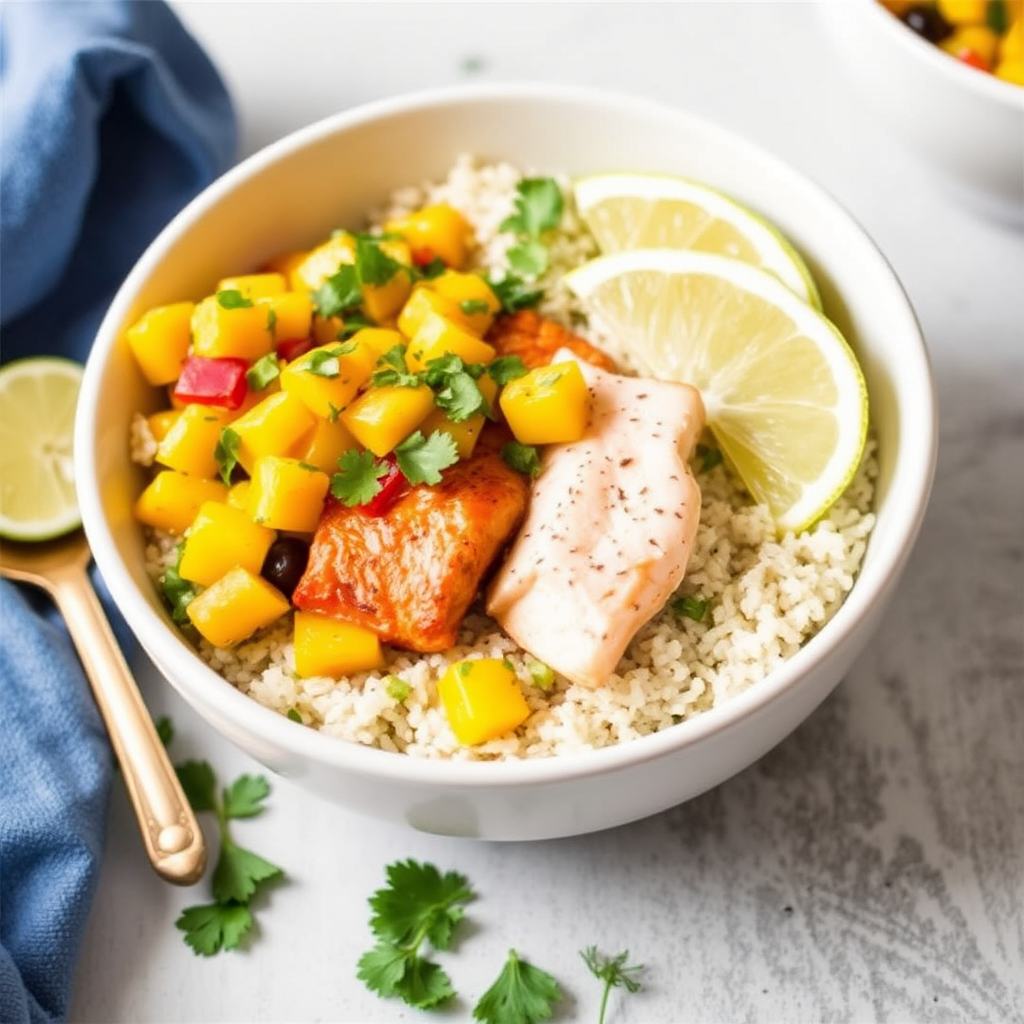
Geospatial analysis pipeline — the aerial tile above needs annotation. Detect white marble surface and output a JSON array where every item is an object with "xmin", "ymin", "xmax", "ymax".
[{"xmin": 70, "ymin": 3, "xmax": 1024, "ymax": 1022}]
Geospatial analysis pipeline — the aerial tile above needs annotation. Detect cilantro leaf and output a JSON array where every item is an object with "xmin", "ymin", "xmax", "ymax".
[
  {"xmin": 155, "ymin": 715, "xmax": 174, "ymax": 748},
  {"xmin": 212, "ymin": 844, "xmax": 283, "ymax": 904},
  {"xmin": 175, "ymin": 760, "xmax": 218, "ymax": 814},
  {"xmin": 175, "ymin": 902, "xmax": 253, "ymax": 956},
  {"xmin": 507, "ymin": 239, "xmax": 550, "ymax": 278},
  {"xmin": 580, "ymin": 946, "xmax": 645, "ymax": 1024},
  {"xmin": 306, "ymin": 343, "xmax": 357, "ymax": 378},
  {"xmin": 331, "ymin": 449, "xmax": 390, "ymax": 506},
  {"xmin": 433, "ymin": 369, "xmax": 487, "ymax": 422},
  {"xmin": 214, "ymin": 427, "xmax": 241, "ymax": 486},
  {"xmin": 393, "ymin": 430, "xmax": 459, "ymax": 486},
  {"xmin": 313, "ymin": 264, "xmax": 361, "ymax": 318},
  {"xmin": 337, "ymin": 311, "xmax": 375, "ymax": 339},
  {"xmin": 223, "ymin": 773, "xmax": 272, "ymax": 819},
  {"xmin": 472, "ymin": 949, "xmax": 561, "ymax": 1024},
  {"xmin": 160, "ymin": 544, "xmax": 198, "ymax": 626},
  {"xmin": 694, "ymin": 442, "xmax": 723, "ymax": 473},
  {"xmin": 671, "ymin": 595, "xmax": 708, "ymax": 622},
  {"xmin": 487, "ymin": 355, "xmax": 529, "ymax": 386},
  {"xmin": 357, "ymin": 941, "xmax": 411, "ymax": 999},
  {"xmin": 265, "ymin": 306, "xmax": 278, "ymax": 339},
  {"xmin": 460, "ymin": 298, "xmax": 491, "ymax": 315},
  {"xmin": 487, "ymin": 273, "xmax": 543, "ymax": 313},
  {"xmin": 501, "ymin": 441, "xmax": 542, "ymax": 479},
  {"xmin": 385, "ymin": 675, "xmax": 411, "ymax": 701},
  {"xmin": 417, "ymin": 256, "xmax": 447, "ymax": 280},
  {"xmin": 371, "ymin": 345, "xmax": 420, "ymax": 388},
  {"xmin": 356, "ymin": 235, "xmax": 407, "ymax": 287},
  {"xmin": 499, "ymin": 178, "xmax": 564, "ymax": 237},
  {"xmin": 216, "ymin": 289, "xmax": 253, "ymax": 310},
  {"xmin": 246, "ymin": 353, "xmax": 280, "ymax": 391},
  {"xmin": 357, "ymin": 943, "xmax": 456, "ymax": 1010},
  {"xmin": 368, "ymin": 859, "xmax": 474, "ymax": 949}
]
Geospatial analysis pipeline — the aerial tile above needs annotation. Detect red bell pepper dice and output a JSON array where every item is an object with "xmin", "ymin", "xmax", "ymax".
[
  {"xmin": 277, "ymin": 336, "xmax": 314, "ymax": 363},
  {"xmin": 173, "ymin": 355, "xmax": 250, "ymax": 409},
  {"xmin": 362, "ymin": 455, "xmax": 407, "ymax": 516}
]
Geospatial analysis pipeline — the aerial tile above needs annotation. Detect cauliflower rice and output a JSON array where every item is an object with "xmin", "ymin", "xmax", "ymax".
[{"xmin": 141, "ymin": 155, "xmax": 877, "ymax": 761}]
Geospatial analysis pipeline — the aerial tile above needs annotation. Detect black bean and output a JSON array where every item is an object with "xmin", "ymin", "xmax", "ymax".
[
  {"xmin": 261, "ymin": 537, "xmax": 310, "ymax": 598},
  {"xmin": 902, "ymin": 4, "xmax": 952, "ymax": 43}
]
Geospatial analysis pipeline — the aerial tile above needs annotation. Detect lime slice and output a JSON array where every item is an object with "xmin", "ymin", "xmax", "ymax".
[
  {"xmin": 0, "ymin": 357, "xmax": 84, "ymax": 541},
  {"xmin": 563, "ymin": 249, "xmax": 868, "ymax": 534},
  {"xmin": 574, "ymin": 172, "xmax": 821, "ymax": 308}
]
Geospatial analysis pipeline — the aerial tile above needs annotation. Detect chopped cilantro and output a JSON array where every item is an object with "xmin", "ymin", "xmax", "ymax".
[
  {"xmin": 459, "ymin": 298, "xmax": 491, "ymax": 315},
  {"xmin": 265, "ymin": 307, "xmax": 278, "ymax": 339},
  {"xmin": 286, "ymin": 708, "xmax": 303, "ymax": 723},
  {"xmin": 215, "ymin": 289, "xmax": 253, "ymax": 310},
  {"xmin": 501, "ymin": 441, "xmax": 542, "ymax": 479},
  {"xmin": 423, "ymin": 357, "xmax": 487, "ymax": 422},
  {"xmin": 385, "ymin": 675, "xmax": 411, "ymax": 701},
  {"xmin": 507, "ymin": 238, "xmax": 550, "ymax": 278},
  {"xmin": 306, "ymin": 343, "xmax": 356, "ymax": 378},
  {"xmin": 417, "ymin": 256, "xmax": 447, "ymax": 280},
  {"xmin": 214, "ymin": 427, "xmax": 241, "ymax": 486},
  {"xmin": 526, "ymin": 657, "xmax": 555, "ymax": 691},
  {"xmin": 695, "ymin": 443, "xmax": 723, "ymax": 473},
  {"xmin": 487, "ymin": 273, "xmax": 543, "ymax": 314},
  {"xmin": 160, "ymin": 544, "xmax": 198, "ymax": 625},
  {"xmin": 671, "ymin": 595, "xmax": 708, "ymax": 622},
  {"xmin": 486, "ymin": 354, "xmax": 529, "ymax": 386},
  {"xmin": 337, "ymin": 311, "xmax": 375, "ymax": 339},
  {"xmin": 312, "ymin": 264, "xmax": 362, "ymax": 318},
  {"xmin": 499, "ymin": 177, "xmax": 564, "ymax": 238},
  {"xmin": 371, "ymin": 345, "xmax": 420, "ymax": 389},
  {"xmin": 472, "ymin": 949, "xmax": 561, "ymax": 1024},
  {"xmin": 331, "ymin": 449, "xmax": 390, "ymax": 506},
  {"xmin": 246, "ymin": 353, "xmax": 280, "ymax": 391},
  {"xmin": 356, "ymin": 235, "xmax": 409, "ymax": 287},
  {"xmin": 393, "ymin": 430, "xmax": 459, "ymax": 486}
]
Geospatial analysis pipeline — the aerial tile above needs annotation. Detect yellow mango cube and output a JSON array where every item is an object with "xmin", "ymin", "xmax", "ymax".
[
  {"xmin": 438, "ymin": 658, "xmax": 530, "ymax": 745},
  {"xmin": 293, "ymin": 611, "xmax": 385, "ymax": 678},
  {"xmin": 937, "ymin": 0, "xmax": 987, "ymax": 24},
  {"xmin": 290, "ymin": 233, "xmax": 356, "ymax": 292},
  {"xmin": 347, "ymin": 327, "xmax": 404, "ymax": 361},
  {"xmin": 155, "ymin": 404, "xmax": 234, "ymax": 479},
  {"xmin": 178, "ymin": 501, "xmax": 276, "ymax": 587},
  {"xmin": 341, "ymin": 383, "xmax": 435, "ymax": 457},
  {"xmin": 289, "ymin": 417, "xmax": 359, "ymax": 473},
  {"xmin": 429, "ymin": 271, "xmax": 501, "ymax": 336},
  {"xmin": 384, "ymin": 203, "xmax": 474, "ymax": 269},
  {"xmin": 125, "ymin": 302, "xmax": 194, "ymax": 386},
  {"xmin": 146, "ymin": 409, "xmax": 181, "ymax": 443},
  {"xmin": 360, "ymin": 239, "xmax": 413, "ymax": 324},
  {"xmin": 397, "ymin": 286, "xmax": 462, "ymax": 340},
  {"xmin": 229, "ymin": 391, "xmax": 316, "ymax": 474},
  {"xmin": 312, "ymin": 315, "xmax": 346, "ymax": 347},
  {"xmin": 263, "ymin": 249, "xmax": 308, "ymax": 284},
  {"xmin": 247, "ymin": 456, "xmax": 329, "ymax": 532},
  {"xmin": 186, "ymin": 566, "xmax": 291, "ymax": 648},
  {"xmin": 406, "ymin": 310, "xmax": 496, "ymax": 372},
  {"xmin": 226, "ymin": 480, "xmax": 251, "ymax": 510},
  {"xmin": 191, "ymin": 294, "xmax": 275, "ymax": 361},
  {"xmin": 279, "ymin": 340, "xmax": 376, "ymax": 419},
  {"xmin": 499, "ymin": 360, "xmax": 590, "ymax": 445},
  {"xmin": 134, "ymin": 471, "xmax": 228, "ymax": 535},
  {"xmin": 419, "ymin": 373, "xmax": 497, "ymax": 459},
  {"xmin": 260, "ymin": 291, "xmax": 313, "ymax": 345},
  {"xmin": 215, "ymin": 273, "xmax": 288, "ymax": 299}
]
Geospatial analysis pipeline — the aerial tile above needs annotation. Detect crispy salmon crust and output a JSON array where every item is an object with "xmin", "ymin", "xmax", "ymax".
[
  {"xmin": 292, "ymin": 442, "xmax": 528, "ymax": 653},
  {"xmin": 486, "ymin": 309, "xmax": 617, "ymax": 372}
]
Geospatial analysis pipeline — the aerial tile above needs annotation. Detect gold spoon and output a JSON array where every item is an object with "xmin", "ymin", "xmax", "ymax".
[{"xmin": 0, "ymin": 529, "xmax": 206, "ymax": 885}]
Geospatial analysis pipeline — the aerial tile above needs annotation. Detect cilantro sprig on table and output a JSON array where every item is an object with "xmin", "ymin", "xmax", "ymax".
[
  {"xmin": 580, "ymin": 946, "xmax": 645, "ymax": 1024},
  {"xmin": 473, "ymin": 949, "xmax": 562, "ymax": 1024},
  {"xmin": 173, "ymin": 761, "xmax": 284, "ymax": 956}
]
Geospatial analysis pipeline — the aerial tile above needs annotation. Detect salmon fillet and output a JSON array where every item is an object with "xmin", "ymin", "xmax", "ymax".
[
  {"xmin": 293, "ymin": 442, "xmax": 528, "ymax": 653},
  {"xmin": 486, "ymin": 309, "xmax": 617, "ymax": 372},
  {"xmin": 486, "ymin": 351, "xmax": 705, "ymax": 688}
]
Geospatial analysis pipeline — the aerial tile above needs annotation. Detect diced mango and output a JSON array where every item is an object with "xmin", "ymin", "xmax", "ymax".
[
  {"xmin": 437, "ymin": 657, "xmax": 531, "ymax": 745},
  {"xmin": 293, "ymin": 611, "xmax": 385, "ymax": 678},
  {"xmin": 263, "ymin": 249, "xmax": 308, "ymax": 284},
  {"xmin": 260, "ymin": 291, "xmax": 313, "ymax": 346},
  {"xmin": 215, "ymin": 273, "xmax": 288, "ymax": 299},
  {"xmin": 229, "ymin": 391, "xmax": 316, "ymax": 474},
  {"xmin": 341, "ymin": 383, "xmax": 435, "ymax": 457},
  {"xmin": 429, "ymin": 271, "xmax": 501, "ymax": 336},
  {"xmin": 361, "ymin": 239, "xmax": 413, "ymax": 323},
  {"xmin": 937, "ymin": 0, "xmax": 987, "ymax": 24},
  {"xmin": 147, "ymin": 409, "xmax": 182, "ymax": 443},
  {"xmin": 191, "ymin": 294, "xmax": 275, "ymax": 361},
  {"xmin": 384, "ymin": 203, "xmax": 474, "ymax": 269},
  {"xmin": 312, "ymin": 315, "xmax": 346, "ymax": 347},
  {"xmin": 155, "ymin": 405, "xmax": 234, "ymax": 479},
  {"xmin": 941, "ymin": 24, "xmax": 999, "ymax": 64},
  {"xmin": 397, "ymin": 286, "xmax": 462, "ymax": 340},
  {"xmin": 347, "ymin": 327, "xmax": 404, "ymax": 361},
  {"xmin": 186, "ymin": 566, "xmax": 290, "ymax": 648},
  {"xmin": 499, "ymin": 360, "xmax": 590, "ymax": 445},
  {"xmin": 290, "ymin": 233, "xmax": 356, "ymax": 292},
  {"xmin": 406, "ymin": 310, "xmax": 496, "ymax": 372},
  {"xmin": 247, "ymin": 456, "xmax": 330, "ymax": 532},
  {"xmin": 178, "ymin": 501, "xmax": 276, "ymax": 587},
  {"xmin": 419, "ymin": 373, "xmax": 497, "ymax": 459},
  {"xmin": 279, "ymin": 340, "xmax": 376, "ymax": 419},
  {"xmin": 125, "ymin": 302, "xmax": 194, "ymax": 386},
  {"xmin": 289, "ymin": 416, "xmax": 359, "ymax": 473},
  {"xmin": 134, "ymin": 471, "xmax": 228, "ymax": 535},
  {"xmin": 227, "ymin": 480, "xmax": 251, "ymax": 510}
]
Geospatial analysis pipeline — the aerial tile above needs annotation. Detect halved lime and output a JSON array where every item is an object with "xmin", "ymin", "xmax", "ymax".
[
  {"xmin": 573, "ymin": 171, "xmax": 821, "ymax": 308},
  {"xmin": 0, "ymin": 357, "xmax": 84, "ymax": 541},
  {"xmin": 563, "ymin": 249, "xmax": 868, "ymax": 534}
]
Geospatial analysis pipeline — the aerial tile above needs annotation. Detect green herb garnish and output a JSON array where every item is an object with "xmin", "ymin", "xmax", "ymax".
[
  {"xmin": 312, "ymin": 264, "xmax": 362, "ymax": 319},
  {"xmin": 356, "ymin": 859, "xmax": 474, "ymax": 1010},
  {"xmin": 695, "ymin": 443, "xmax": 723, "ymax": 473},
  {"xmin": 393, "ymin": 430, "xmax": 459, "ymax": 486},
  {"xmin": 214, "ymin": 427, "xmax": 241, "ymax": 486},
  {"xmin": 331, "ymin": 449, "xmax": 391, "ymax": 506},
  {"xmin": 580, "ymin": 946, "xmax": 644, "ymax": 1024},
  {"xmin": 459, "ymin": 298, "xmax": 491, "ymax": 316},
  {"xmin": 371, "ymin": 345, "xmax": 421, "ymax": 389},
  {"xmin": 384, "ymin": 675, "xmax": 411, "ymax": 701},
  {"xmin": 215, "ymin": 289, "xmax": 253, "ymax": 310},
  {"xmin": 486, "ymin": 354, "xmax": 529, "ymax": 386},
  {"xmin": 526, "ymin": 657, "xmax": 555, "ymax": 691},
  {"xmin": 473, "ymin": 949, "xmax": 562, "ymax": 1024},
  {"xmin": 501, "ymin": 441, "xmax": 542, "ymax": 479},
  {"xmin": 671, "ymin": 595, "xmax": 709, "ymax": 622},
  {"xmin": 306, "ymin": 343, "xmax": 357, "ymax": 378},
  {"xmin": 246, "ymin": 352, "xmax": 280, "ymax": 391},
  {"xmin": 160, "ymin": 543, "xmax": 198, "ymax": 625}
]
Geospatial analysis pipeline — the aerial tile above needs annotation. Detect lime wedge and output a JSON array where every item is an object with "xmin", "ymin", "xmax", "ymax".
[
  {"xmin": 563, "ymin": 249, "xmax": 868, "ymax": 534},
  {"xmin": 573, "ymin": 172, "xmax": 821, "ymax": 308},
  {"xmin": 0, "ymin": 357, "xmax": 84, "ymax": 541}
]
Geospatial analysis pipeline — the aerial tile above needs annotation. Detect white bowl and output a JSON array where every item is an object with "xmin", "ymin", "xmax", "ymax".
[
  {"xmin": 75, "ymin": 83, "xmax": 936, "ymax": 841},
  {"xmin": 821, "ymin": 0, "xmax": 1024, "ymax": 226}
]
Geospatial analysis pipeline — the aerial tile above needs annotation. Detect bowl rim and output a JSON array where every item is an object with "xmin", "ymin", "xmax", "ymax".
[
  {"xmin": 856, "ymin": 0, "xmax": 1024, "ymax": 109},
  {"xmin": 76, "ymin": 80, "xmax": 938, "ymax": 789}
]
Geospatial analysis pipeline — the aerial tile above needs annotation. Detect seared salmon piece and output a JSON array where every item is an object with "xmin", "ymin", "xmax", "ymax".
[
  {"xmin": 292, "ymin": 443, "xmax": 528, "ymax": 653},
  {"xmin": 486, "ymin": 309, "xmax": 617, "ymax": 372},
  {"xmin": 486, "ymin": 350, "xmax": 705, "ymax": 688}
]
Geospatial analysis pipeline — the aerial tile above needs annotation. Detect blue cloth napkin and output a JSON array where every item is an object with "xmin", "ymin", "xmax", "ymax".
[{"xmin": 0, "ymin": 3, "xmax": 237, "ymax": 1021}]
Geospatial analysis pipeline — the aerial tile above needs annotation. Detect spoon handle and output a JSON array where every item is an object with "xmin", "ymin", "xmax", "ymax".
[{"xmin": 51, "ymin": 563, "xmax": 206, "ymax": 885}]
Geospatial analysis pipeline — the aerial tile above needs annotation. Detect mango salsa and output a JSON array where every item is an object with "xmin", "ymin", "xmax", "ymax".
[
  {"xmin": 437, "ymin": 657, "xmax": 531, "ymax": 745},
  {"xmin": 134, "ymin": 471, "xmax": 228, "ymax": 535},
  {"xmin": 155, "ymin": 404, "xmax": 234, "ymax": 479},
  {"xmin": 178, "ymin": 500, "xmax": 276, "ymax": 587},
  {"xmin": 293, "ymin": 611, "xmax": 385, "ymax": 678},
  {"xmin": 246, "ymin": 456, "xmax": 330, "ymax": 532},
  {"xmin": 341, "ymin": 382, "xmax": 435, "ymax": 456},
  {"xmin": 499, "ymin": 360, "xmax": 590, "ymax": 445},
  {"xmin": 125, "ymin": 302, "xmax": 194, "ymax": 386},
  {"xmin": 186, "ymin": 566, "xmax": 291, "ymax": 648}
]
